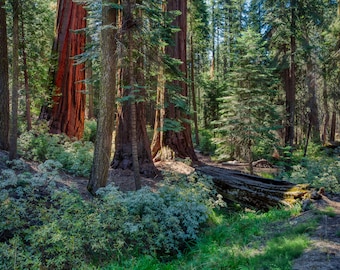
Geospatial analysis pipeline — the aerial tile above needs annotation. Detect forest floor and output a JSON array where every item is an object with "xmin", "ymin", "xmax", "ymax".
[{"xmin": 1, "ymin": 150, "xmax": 339, "ymax": 268}]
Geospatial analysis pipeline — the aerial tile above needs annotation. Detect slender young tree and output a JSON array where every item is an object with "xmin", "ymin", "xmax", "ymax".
[
  {"xmin": 88, "ymin": 0, "xmax": 118, "ymax": 195},
  {"xmin": 0, "ymin": 0, "xmax": 9, "ymax": 150},
  {"xmin": 21, "ymin": 6, "xmax": 32, "ymax": 131},
  {"xmin": 49, "ymin": 0, "xmax": 86, "ymax": 139},
  {"xmin": 9, "ymin": 0, "xmax": 20, "ymax": 160}
]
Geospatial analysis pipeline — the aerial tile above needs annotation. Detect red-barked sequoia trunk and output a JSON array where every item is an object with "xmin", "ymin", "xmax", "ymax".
[{"xmin": 50, "ymin": 0, "xmax": 86, "ymax": 139}]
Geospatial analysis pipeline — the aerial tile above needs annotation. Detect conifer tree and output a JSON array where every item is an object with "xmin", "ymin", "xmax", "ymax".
[{"xmin": 214, "ymin": 29, "xmax": 279, "ymax": 173}]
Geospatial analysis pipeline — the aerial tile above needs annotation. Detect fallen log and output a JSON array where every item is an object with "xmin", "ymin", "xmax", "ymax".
[{"xmin": 196, "ymin": 165, "xmax": 313, "ymax": 210}]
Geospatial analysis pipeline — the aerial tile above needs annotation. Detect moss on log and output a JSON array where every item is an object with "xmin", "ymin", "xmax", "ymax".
[{"xmin": 196, "ymin": 166, "xmax": 312, "ymax": 210}]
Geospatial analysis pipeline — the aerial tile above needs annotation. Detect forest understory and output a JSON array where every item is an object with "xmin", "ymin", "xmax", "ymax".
[{"xmin": 1, "ymin": 149, "xmax": 339, "ymax": 269}]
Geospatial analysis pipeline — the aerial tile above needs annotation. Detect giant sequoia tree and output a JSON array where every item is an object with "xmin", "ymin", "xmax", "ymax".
[
  {"xmin": 49, "ymin": 0, "xmax": 86, "ymax": 139},
  {"xmin": 151, "ymin": 0, "xmax": 197, "ymax": 162},
  {"xmin": 111, "ymin": 0, "xmax": 158, "ymax": 182},
  {"xmin": 0, "ymin": 0, "xmax": 9, "ymax": 151}
]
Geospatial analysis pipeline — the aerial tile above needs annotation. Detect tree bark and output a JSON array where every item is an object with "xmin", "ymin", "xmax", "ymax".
[
  {"xmin": 111, "ymin": 0, "xmax": 158, "ymax": 181},
  {"xmin": 151, "ymin": 0, "xmax": 198, "ymax": 163},
  {"xmin": 9, "ymin": 0, "xmax": 20, "ymax": 160},
  {"xmin": 197, "ymin": 165, "xmax": 313, "ymax": 210},
  {"xmin": 0, "ymin": 0, "xmax": 9, "ymax": 151},
  {"xmin": 85, "ymin": 34, "xmax": 95, "ymax": 119},
  {"xmin": 88, "ymin": 0, "xmax": 118, "ymax": 195},
  {"xmin": 190, "ymin": 35, "xmax": 199, "ymax": 146},
  {"xmin": 322, "ymin": 73, "xmax": 329, "ymax": 145},
  {"xmin": 330, "ymin": 111, "xmax": 336, "ymax": 142},
  {"xmin": 49, "ymin": 0, "xmax": 86, "ymax": 139}
]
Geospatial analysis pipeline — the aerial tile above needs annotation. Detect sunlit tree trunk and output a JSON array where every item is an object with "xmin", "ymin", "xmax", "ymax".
[
  {"xmin": 49, "ymin": 0, "xmax": 86, "ymax": 139},
  {"xmin": 0, "ymin": 0, "xmax": 9, "ymax": 150},
  {"xmin": 88, "ymin": 0, "xmax": 118, "ymax": 195},
  {"xmin": 9, "ymin": 0, "xmax": 20, "ymax": 160}
]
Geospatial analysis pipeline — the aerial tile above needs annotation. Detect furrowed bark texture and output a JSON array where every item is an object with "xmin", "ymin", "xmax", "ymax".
[
  {"xmin": 50, "ymin": 0, "xmax": 86, "ymax": 139},
  {"xmin": 88, "ymin": 0, "xmax": 118, "ymax": 194}
]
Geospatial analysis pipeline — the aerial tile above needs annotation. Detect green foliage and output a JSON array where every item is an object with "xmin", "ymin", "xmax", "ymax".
[
  {"xmin": 280, "ymin": 156, "xmax": 340, "ymax": 193},
  {"xmin": 213, "ymin": 29, "xmax": 280, "ymax": 163},
  {"xmin": 0, "ymin": 167, "xmax": 222, "ymax": 269},
  {"xmin": 18, "ymin": 122, "xmax": 93, "ymax": 177},
  {"xmin": 107, "ymin": 207, "xmax": 313, "ymax": 269},
  {"xmin": 197, "ymin": 129, "xmax": 216, "ymax": 155},
  {"xmin": 276, "ymin": 143, "xmax": 340, "ymax": 193},
  {"xmin": 83, "ymin": 119, "xmax": 97, "ymax": 143}
]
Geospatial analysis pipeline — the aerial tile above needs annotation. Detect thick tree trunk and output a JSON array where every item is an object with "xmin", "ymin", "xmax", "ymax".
[
  {"xmin": 197, "ymin": 165, "xmax": 313, "ymax": 210},
  {"xmin": 111, "ymin": 1, "xmax": 158, "ymax": 180},
  {"xmin": 49, "ymin": 0, "xmax": 86, "ymax": 139},
  {"xmin": 88, "ymin": 0, "xmax": 118, "ymax": 195},
  {"xmin": 151, "ymin": 0, "xmax": 198, "ymax": 163},
  {"xmin": 0, "ymin": 0, "xmax": 9, "ymax": 151},
  {"xmin": 111, "ymin": 69, "xmax": 158, "ymax": 178}
]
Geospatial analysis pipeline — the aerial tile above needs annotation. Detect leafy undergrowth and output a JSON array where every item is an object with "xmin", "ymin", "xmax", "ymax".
[
  {"xmin": 107, "ymin": 206, "xmax": 318, "ymax": 270},
  {"xmin": 0, "ymin": 160, "xmax": 225, "ymax": 270}
]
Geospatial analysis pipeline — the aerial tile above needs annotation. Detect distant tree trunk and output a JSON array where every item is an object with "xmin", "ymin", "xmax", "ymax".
[
  {"xmin": 190, "ymin": 35, "xmax": 199, "ymax": 146},
  {"xmin": 111, "ymin": 0, "xmax": 158, "ymax": 181},
  {"xmin": 0, "ymin": 0, "xmax": 9, "ymax": 150},
  {"xmin": 330, "ymin": 111, "xmax": 336, "ymax": 142},
  {"xmin": 285, "ymin": 0, "xmax": 296, "ymax": 149},
  {"xmin": 9, "ymin": 0, "xmax": 20, "ymax": 160},
  {"xmin": 305, "ymin": 34, "xmax": 320, "ymax": 143},
  {"xmin": 21, "ymin": 9, "xmax": 32, "ymax": 131},
  {"xmin": 49, "ymin": 0, "xmax": 86, "ymax": 139},
  {"xmin": 88, "ymin": 0, "xmax": 118, "ymax": 195},
  {"xmin": 322, "ymin": 73, "xmax": 329, "ymax": 145},
  {"xmin": 151, "ymin": 0, "xmax": 198, "ymax": 163}
]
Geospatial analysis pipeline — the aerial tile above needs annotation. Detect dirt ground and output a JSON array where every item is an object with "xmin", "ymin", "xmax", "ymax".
[{"xmin": 1, "ymin": 150, "xmax": 339, "ymax": 268}]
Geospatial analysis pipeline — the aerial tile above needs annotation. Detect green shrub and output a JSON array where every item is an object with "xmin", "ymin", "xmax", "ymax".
[
  {"xmin": 198, "ymin": 130, "xmax": 216, "ymax": 155},
  {"xmin": 18, "ymin": 123, "xmax": 93, "ymax": 177},
  {"xmin": 279, "ymin": 157, "xmax": 340, "ymax": 193},
  {"xmin": 0, "ymin": 166, "xmax": 223, "ymax": 269},
  {"xmin": 83, "ymin": 119, "xmax": 97, "ymax": 142}
]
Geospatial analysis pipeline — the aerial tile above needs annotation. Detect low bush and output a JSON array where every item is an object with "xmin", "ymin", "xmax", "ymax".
[
  {"xmin": 279, "ymin": 156, "xmax": 340, "ymax": 193},
  {"xmin": 18, "ymin": 122, "xmax": 93, "ymax": 177},
  {"xmin": 0, "ymin": 163, "xmax": 223, "ymax": 269}
]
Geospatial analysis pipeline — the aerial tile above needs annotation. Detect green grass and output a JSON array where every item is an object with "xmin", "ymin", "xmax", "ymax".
[{"xmin": 105, "ymin": 207, "xmax": 316, "ymax": 270}]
